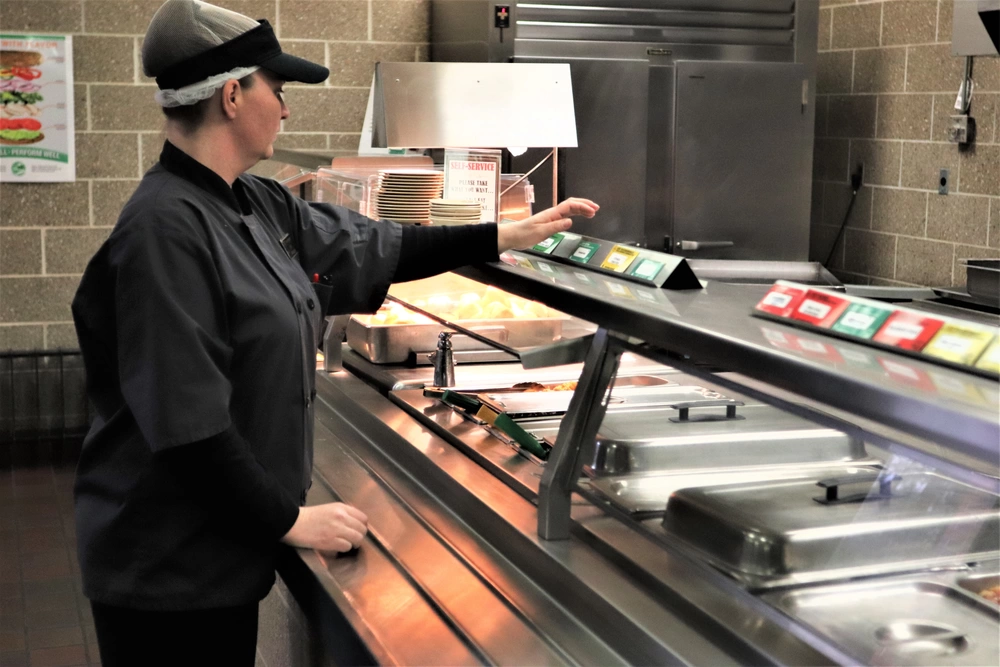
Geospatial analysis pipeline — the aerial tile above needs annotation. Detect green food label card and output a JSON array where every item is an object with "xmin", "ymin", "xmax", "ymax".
[
  {"xmin": 831, "ymin": 303, "xmax": 892, "ymax": 339},
  {"xmin": 569, "ymin": 241, "xmax": 600, "ymax": 263},
  {"xmin": 629, "ymin": 258, "xmax": 664, "ymax": 281},
  {"xmin": 533, "ymin": 233, "xmax": 564, "ymax": 254}
]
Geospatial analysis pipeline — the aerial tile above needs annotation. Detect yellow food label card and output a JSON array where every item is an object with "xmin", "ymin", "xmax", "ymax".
[
  {"xmin": 974, "ymin": 339, "xmax": 1000, "ymax": 373},
  {"xmin": 922, "ymin": 323, "xmax": 995, "ymax": 365},
  {"xmin": 600, "ymin": 245, "xmax": 640, "ymax": 272}
]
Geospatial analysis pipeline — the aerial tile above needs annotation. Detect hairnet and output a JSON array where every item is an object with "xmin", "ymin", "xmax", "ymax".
[{"xmin": 154, "ymin": 66, "xmax": 259, "ymax": 108}]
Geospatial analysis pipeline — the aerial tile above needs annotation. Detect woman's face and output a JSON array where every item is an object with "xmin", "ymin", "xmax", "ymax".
[{"xmin": 236, "ymin": 70, "xmax": 289, "ymax": 161}]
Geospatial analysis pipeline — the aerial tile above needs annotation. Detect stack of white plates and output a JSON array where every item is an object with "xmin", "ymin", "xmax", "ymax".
[
  {"xmin": 430, "ymin": 199, "xmax": 483, "ymax": 226},
  {"xmin": 371, "ymin": 169, "xmax": 444, "ymax": 224}
]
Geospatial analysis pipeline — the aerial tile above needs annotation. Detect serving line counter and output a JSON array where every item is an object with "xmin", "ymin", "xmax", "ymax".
[{"xmin": 276, "ymin": 254, "xmax": 1000, "ymax": 666}]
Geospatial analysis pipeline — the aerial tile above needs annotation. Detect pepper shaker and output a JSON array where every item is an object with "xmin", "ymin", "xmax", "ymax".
[{"xmin": 430, "ymin": 331, "xmax": 456, "ymax": 387}]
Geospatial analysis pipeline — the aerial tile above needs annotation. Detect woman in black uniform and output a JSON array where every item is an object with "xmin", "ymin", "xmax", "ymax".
[{"xmin": 70, "ymin": 1, "xmax": 598, "ymax": 665}]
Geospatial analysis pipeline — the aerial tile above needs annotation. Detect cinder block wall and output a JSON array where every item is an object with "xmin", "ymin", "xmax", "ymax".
[
  {"xmin": 812, "ymin": 0, "xmax": 1000, "ymax": 287},
  {"xmin": 4, "ymin": 1, "xmax": 1000, "ymax": 351},
  {"xmin": 0, "ymin": 0, "xmax": 430, "ymax": 351}
]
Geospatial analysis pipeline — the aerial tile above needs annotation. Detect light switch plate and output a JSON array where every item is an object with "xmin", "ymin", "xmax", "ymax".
[{"xmin": 949, "ymin": 115, "xmax": 970, "ymax": 144}]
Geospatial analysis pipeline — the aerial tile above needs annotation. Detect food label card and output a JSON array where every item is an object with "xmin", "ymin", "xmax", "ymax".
[
  {"xmin": 600, "ymin": 245, "xmax": 640, "ymax": 273},
  {"xmin": 922, "ymin": 324, "xmax": 995, "ymax": 365},
  {"xmin": 0, "ymin": 34, "xmax": 74, "ymax": 182},
  {"xmin": 756, "ymin": 282, "xmax": 807, "ymax": 318},
  {"xmin": 791, "ymin": 290, "xmax": 850, "ymax": 328},
  {"xmin": 974, "ymin": 339, "xmax": 1000, "ymax": 373},
  {"xmin": 872, "ymin": 311, "xmax": 944, "ymax": 351},
  {"xmin": 569, "ymin": 241, "xmax": 600, "ymax": 264},
  {"xmin": 533, "ymin": 233, "xmax": 564, "ymax": 255},
  {"xmin": 831, "ymin": 303, "xmax": 893, "ymax": 339},
  {"xmin": 629, "ymin": 258, "xmax": 664, "ymax": 281}
]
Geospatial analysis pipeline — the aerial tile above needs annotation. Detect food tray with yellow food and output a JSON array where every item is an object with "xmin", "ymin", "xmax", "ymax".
[{"xmin": 347, "ymin": 286, "xmax": 565, "ymax": 364}]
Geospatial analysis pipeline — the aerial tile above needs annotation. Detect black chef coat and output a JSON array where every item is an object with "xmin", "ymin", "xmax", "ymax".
[{"xmin": 71, "ymin": 141, "xmax": 402, "ymax": 610}]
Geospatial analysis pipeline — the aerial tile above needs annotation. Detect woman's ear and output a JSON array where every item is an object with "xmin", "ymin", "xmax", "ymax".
[{"xmin": 220, "ymin": 79, "xmax": 241, "ymax": 120}]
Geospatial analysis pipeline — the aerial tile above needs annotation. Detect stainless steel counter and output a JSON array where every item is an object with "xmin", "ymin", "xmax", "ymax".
[
  {"xmin": 278, "ymin": 266, "xmax": 999, "ymax": 666},
  {"xmin": 283, "ymin": 367, "xmax": 855, "ymax": 665},
  {"xmin": 280, "ymin": 361, "xmax": 997, "ymax": 665}
]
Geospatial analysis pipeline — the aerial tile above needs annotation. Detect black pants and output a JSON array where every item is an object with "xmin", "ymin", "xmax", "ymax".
[{"xmin": 91, "ymin": 601, "xmax": 259, "ymax": 667}]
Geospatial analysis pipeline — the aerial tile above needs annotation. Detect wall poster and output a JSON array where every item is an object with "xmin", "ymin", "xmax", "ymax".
[{"xmin": 0, "ymin": 34, "xmax": 75, "ymax": 182}]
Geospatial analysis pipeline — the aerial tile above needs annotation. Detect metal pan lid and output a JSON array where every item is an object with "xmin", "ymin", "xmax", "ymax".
[{"xmin": 662, "ymin": 469, "xmax": 1000, "ymax": 582}]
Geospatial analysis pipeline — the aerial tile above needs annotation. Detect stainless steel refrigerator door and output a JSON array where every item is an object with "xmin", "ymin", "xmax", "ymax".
[
  {"xmin": 671, "ymin": 60, "xmax": 812, "ymax": 261},
  {"xmin": 512, "ymin": 56, "xmax": 650, "ymax": 244}
]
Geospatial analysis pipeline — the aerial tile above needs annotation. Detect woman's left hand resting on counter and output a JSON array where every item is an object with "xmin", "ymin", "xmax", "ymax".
[{"xmin": 497, "ymin": 197, "xmax": 599, "ymax": 253}]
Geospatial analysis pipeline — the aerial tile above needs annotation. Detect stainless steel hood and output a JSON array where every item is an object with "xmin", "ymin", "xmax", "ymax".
[{"xmin": 371, "ymin": 62, "xmax": 578, "ymax": 149}]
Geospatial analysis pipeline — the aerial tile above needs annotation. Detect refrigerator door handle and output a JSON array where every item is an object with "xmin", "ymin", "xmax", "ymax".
[{"xmin": 679, "ymin": 240, "xmax": 735, "ymax": 251}]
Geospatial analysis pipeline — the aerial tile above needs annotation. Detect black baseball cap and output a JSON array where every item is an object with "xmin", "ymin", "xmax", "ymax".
[{"xmin": 142, "ymin": 0, "xmax": 329, "ymax": 90}]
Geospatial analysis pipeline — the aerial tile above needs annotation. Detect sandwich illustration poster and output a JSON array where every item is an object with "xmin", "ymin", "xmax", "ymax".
[{"xmin": 0, "ymin": 34, "xmax": 75, "ymax": 182}]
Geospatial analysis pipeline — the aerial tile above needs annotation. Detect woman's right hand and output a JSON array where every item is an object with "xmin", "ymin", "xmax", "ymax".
[{"xmin": 281, "ymin": 502, "xmax": 368, "ymax": 553}]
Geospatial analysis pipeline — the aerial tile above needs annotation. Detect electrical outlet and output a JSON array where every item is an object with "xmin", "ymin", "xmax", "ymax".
[
  {"xmin": 939, "ymin": 168, "xmax": 950, "ymax": 195},
  {"xmin": 949, "ymin": 115, "xmax": 970, "ymax": 144}
]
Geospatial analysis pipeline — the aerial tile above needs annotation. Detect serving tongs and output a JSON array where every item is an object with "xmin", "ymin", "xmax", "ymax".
[
  {"xmin": 422, "ymin": 386, "xmax": 481, "ymax": 411},
  {"xmin": 420, "ymin": 387, "xmax": 553, "ymax": 460}
]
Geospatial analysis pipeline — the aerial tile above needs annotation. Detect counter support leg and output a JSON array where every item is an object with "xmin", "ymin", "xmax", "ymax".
[{"xmin": 537, "ymin": 328, "xmax": 620, "ymax": 540}]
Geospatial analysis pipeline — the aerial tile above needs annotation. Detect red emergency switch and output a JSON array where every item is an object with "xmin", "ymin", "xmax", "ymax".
[{"xmin": 495, "ymin": 5, "xmax": 511, "ymax": 29}]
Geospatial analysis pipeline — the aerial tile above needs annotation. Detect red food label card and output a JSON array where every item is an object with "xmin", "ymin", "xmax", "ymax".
[
  {"xmin": 872, "ymin": 311, "xmax": 945, "ymax": 351},
  {"xmin": 756, "ymin": 283, "xmax": 807, "ymax": 318},
  {"xmin": 791, "ymin": 290, "xmax": 850, "ymax": 328}
]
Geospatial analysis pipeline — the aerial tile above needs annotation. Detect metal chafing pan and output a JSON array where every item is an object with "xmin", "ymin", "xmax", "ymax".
[
  {"xmin": 525, "ymin": 403, "xmax": 865, "ymax": 477},
  {"xmin": 957, "ymin": 572, "xmax": 1000, "ymax": 602},
  {"xmin": 662, "ymin": 470, "xmax": 1000, "ymax": 588},
  {"xmin": 425, "ymin": 374, "xmax": 675, "ymax": 402},
  {"xmin": 478, "ymin": 384, "xmax": 719, "ymax": 420},
  {"xmin": 762, "ymin": 577, "xmax": 1000, "ymax": 666},
  {"xmin": 346, "ymin": 315, "xmax": 563, "ymax": 364},
  {"xmin": 584, "ymin": 463, "xmax": 882, "ymax": 516}
]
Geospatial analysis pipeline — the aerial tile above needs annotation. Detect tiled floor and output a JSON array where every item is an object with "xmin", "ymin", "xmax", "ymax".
[{"xmin": 0, "ymin": 440, "xmax": 99, "ymax": 667}]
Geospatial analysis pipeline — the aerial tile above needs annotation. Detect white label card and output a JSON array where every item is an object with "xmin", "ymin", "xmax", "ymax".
[
  {"xmin": 884, "ymin": 320, "xmax": 924, "ymax": 340},
  {"xmin": 762, "ymin": 291, "xmax": 793, "ymax": 309},
  {"xmin": 839, "ymin": 312, "xmax": 875, "ymax": 330},
  {"xmin": 933, "ymin": 335, "xmax": 973, "ymax": 354},
  {"xmin": 798, "ymin": 299, "xmax": 832, "ymax": 319}
]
